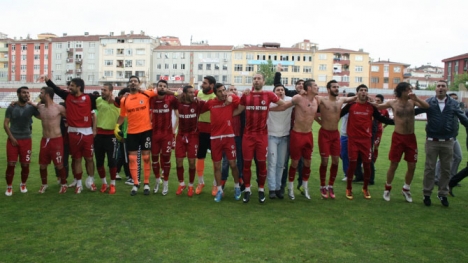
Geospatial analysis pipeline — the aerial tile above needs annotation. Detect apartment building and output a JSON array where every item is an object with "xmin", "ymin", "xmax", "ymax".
[
  {"xmin": 0, "ymin": 35, "xmax": 9, "ymax": 82},
  {"xmin": 231, "ymin": 43, "xmax": 314, "ymax": 87},
  {"xmin": 313, "ymin": 48, "xmax": 369, "ymax": 90},
  {"xmin": 7, "ymin": 37, "xmax": 52, "ymax": 82},
  {"xmin": 98, "ymin": 32, "xmax": 156, "ymax": 86},
  {"xmin": 51, "ymin": 33, "xmax": 103, "ymax": 85},
  {"xmin": 442, "ymin": 53, "xmax": 468, "ymax": 84},
  {"xmin": 404, "ymin": 64, "xmax": 443, "ymax": 89},
  {"xmin": 153, "ymin": 45, "xmax": 233, "ymax": 87},
  {"xmin": 369, "ymin": 60, "xmax": 410, "ymax": 89}
]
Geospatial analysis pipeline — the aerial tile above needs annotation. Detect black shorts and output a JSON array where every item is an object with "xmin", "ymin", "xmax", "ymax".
[
  {"xmin": 197, "ymin": 132, "xmax": 211, "ymax": 159},
  {"xmin": 126, "ymin": 130, "xmax": 152, "ymax": 152}
]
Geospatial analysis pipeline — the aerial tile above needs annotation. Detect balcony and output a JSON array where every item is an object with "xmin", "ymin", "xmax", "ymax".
[
  {"xmin": 66, "ymin": 58, "xmax": 74, "ymax": 63},
  {"xmin": 0, "ymin": 47, "xmax": 8, "ymax": 52},
  {"xmin": 66, "ymin": 69, "xmax": 73, "ymax": 74},
  {"xmin": 75, "ymin": 58, "xmax": 82, "ymax": 64},
  {"xmin": 333, "ymin": 70, "xmax": 350, "ymax": 76},
  {"xmin": 76, "ymin": 69, "xmax": 82, "ymax": 73},
  {"xmin": 0, "ymin": 57, "xmax": 7, "ymax": 62},
  {"xmin": 338, "ymin": 81, "xmax": 349, "ymax": 86},
  {"xmin": 66, "ymin": 48, "xmax": 73, "ymax": 54}
]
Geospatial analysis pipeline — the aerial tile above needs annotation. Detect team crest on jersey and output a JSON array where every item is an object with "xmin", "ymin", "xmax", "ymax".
[
  {"xmin": 146, "ymin": 137, "xmax": 150, "ymax": 141},
  {"xmin": 231, "ymin": 145, "xmax": 235, "ymax": 149},
  {"xmin": 195, "ymin": 145, "xmax": 198, "ymax": 149},
  {"xmin": 27, "ymin": 150, "xmax": 31, "ymax": 154},
  {"xmin": 82, "ymin": 96, "xmax": 86, "ymax": 101},
  {"xmin": 164, "ymin": 104, "xmax": 168, "ymax": 108},
  {"xmin": 261, "ymin": 100, "xmax": 266, "ymax": 105},
  {"xmin": 56, "ymin": 152, "xmax": 60, "ymax": 156},
  {"xmin": 190, "ymin": 108, "xmax": 194, "ymax": 113},
  {"xmin": 140, "ymin": 100, "xmax": 144, "ymax": 104},
  {"xmin": 167, "ymin": 141, "xmax": 171, "ymax": 145}
]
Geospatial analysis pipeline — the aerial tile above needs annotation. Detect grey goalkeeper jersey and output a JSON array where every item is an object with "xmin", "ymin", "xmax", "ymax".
[{"xmin": 5, "ymin": 104, "xmax": 39, "ymax": 139}]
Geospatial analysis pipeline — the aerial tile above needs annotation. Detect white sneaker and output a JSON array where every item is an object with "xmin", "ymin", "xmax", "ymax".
[
  {"xmin": 20, "ymin": 183, "xmax": 28, "ymax": 193},
  {"xmin": 5, "ymin": 187, "xmax": 12, "ymax": 196},
  {"xmin": 402, "ymin": 189, "xmax": 412, "ymax": 203},
  {"xmin": 38, "ymin": 184, "xmax": 48, "ymax": 194},
  {"xmin": 68, "ymin": 179, "xmax": 77, "ymax": 188},
  {"xmin": 341, "ymin": 177, "xmax": 347, "ymax": 182},
  {"xmin": 383, "ymin": 190, "xmax": 391, "ymax": 201},
  {"xmin": 288, "ymin": 188, "xmax": 295, "ymax": 200},
  {"xmin": 162, "ymin": 183, "xmax": 169, "ymax": 196},
  {"xmin": 85, "ymin": 176, "xmax": 94, "ymax": 189},
  {"xmin": 304, "ymin": 188, "xmax": 311, "ymax": 200},
  {"xmin": 153, "ymin": 182, "xmax": 160, "ymax": 193},
  {"xmin": 75, "ymin": 186, "xmax": 82, "ymax": 194}
]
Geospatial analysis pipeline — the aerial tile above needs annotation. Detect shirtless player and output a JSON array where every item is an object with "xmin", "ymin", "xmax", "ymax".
[{"xmin": 374, "ymin": 82, "xmax": 429, "ymax": 202}]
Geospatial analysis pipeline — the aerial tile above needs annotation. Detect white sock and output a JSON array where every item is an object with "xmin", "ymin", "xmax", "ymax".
[
  {"xmin": 213, "ymin": 179, "xmax": 217, "ymax": 186},
  {"xmin": 163, "ymin": 180, "xmax": 168, "ymax": 186},
  {"xmin": 303, "ymin": 181, "xmax": 308, "ymax": 189},
  {"xmin": 189, "ymin": 183, "xmax": 193, "ymax": 187},
  {"xmin": 198, "ymin": 175, "xmax": 204, "ymax": 184},
  {"xmin": 259, "ymin": 187, "xmax": 264, "ymax": 192},
  {"xmin": 77, "ymin": 180, "xmax": 82, "ymax": 187},
  {"xmin": 101, "ymin": 178, "xmax": 107, "ymax": 184},
  {"xmin": 403, "ymin": 184, "xmax": 410, "ymax": 190},
  {"xmin": 245, "ymin": 186, "xmax": 251, "ymax": 192},
  {"xmin": 288, "ymin": 182, "xmax": 294, "ymax": 190},
  {"xmin": 180, "ymin": 182, "xmax": 185, "ymax": 186},
  {"xmin": 217, "ymin": 185, "xmax": 223, "ymax": 193},
  {"xmin": 110, "ymin": 180, "xmax": 115, "ymax": 185},
  {"xmin": 156, "ymin": 178, "xmax": 161, "ymax": 184}
]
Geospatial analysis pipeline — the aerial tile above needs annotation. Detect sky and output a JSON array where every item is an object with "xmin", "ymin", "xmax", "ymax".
[{"xmin": 4, "ymin": 0, "xmax": 468, "ymax": 67}]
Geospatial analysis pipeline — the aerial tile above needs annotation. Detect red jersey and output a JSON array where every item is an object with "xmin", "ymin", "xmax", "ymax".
[
  {"xmin": 176, "ymin": 99, "xmax": 206, "ymax": 134},
  {"xmin": 65, "ymin": 94, "xmax": 93, "ymax": 128},
  {"xmin": 344, "ymin": 102, "xmax": 392, "ymax": 139},
  {"xmin": 150, "ymin": 95, "xmax": 178, "ymax": 134},
  {"xmin": 202, "ymin": 95, "xmax": 240, "ymax": 138},
  {"xmin": 240, "ymin": 91, "xmax": 279, "ymax": 135}
]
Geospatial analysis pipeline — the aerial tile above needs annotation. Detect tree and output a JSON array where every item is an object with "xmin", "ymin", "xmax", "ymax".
[
  {"xmin": 449, "ymin": 73, "xmax": 468, "ymax": 91},
  {"xmin": 415, "ymin": 80, "xmax": 420, "ymax": 90},
  {"xmin": 257, "ymin": 60, "xmax": 275, "ymax": 85}
]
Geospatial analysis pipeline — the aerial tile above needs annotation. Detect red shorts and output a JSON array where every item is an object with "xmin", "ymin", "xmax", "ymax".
[
  {"xmin": 289, "ymin": 130, "xmax": 313, "ymax": 160},
  {"xmin": 39, "ymin": 137, "xmax": 64, "ymax": 166},
  {"xmin": 151, "ymin": 133, "xmax": 174, "ymax": 156},
  {"xmin": 175, "ymin": 133, "xmax": 199, "ymax": 159},
  {"xmin": 242, "ymin": 133, "xmax": 268, "ymax": 161},
  {"xmin": 389, "ymin": 132, "xmax": 418, "ymax": 163},
  {"xmin": 348, "ymin": 138, "xmax": 372, "ymax": 162},
  {"xmin": 68, "ymin": 132, "xmax": 94, "ymax": 159},
  {"xmin": 211, "ymin": 137, "xmax": 236, "ymax": 162},
  {"xmin": 374, "ymin": 130, "xmax": 383, "ymax": 147},
  {"xmin": 318, "ymin": 128, "xmax": 340, "ymax": 157},
  {"xmin": 6, "ymin": 138, "xmax": 32, "ymax": 163}
]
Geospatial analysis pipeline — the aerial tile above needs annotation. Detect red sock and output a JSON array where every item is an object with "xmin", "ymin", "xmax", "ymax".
[
  {"xmin": 385, "ymin": 183, "xmax": 392, "ymax": 191},
  {"xmin": 347, "ymin": 161, "xmax": 357, "ymax": 190},
  {"xmin": 110, "ymin": 167, "xmax": 117, "ymax": 180},
  {"xmin": 302, "ymin": 166, "xmax": 310, "ymax": 181},
  {"xmin": 177, "ymin": 166, "xmax": 184, "ymax": 182},
  {"xmin": 221, "ymin": 180, "xmax": 226, "ymax": 187},
  {"xmin": 363, "ymin": 162, "xmax": 371, "ymax": 190},
  {"xmin": 162, "ymin": 155, "xmax": 171, "ymax": 181},
  {"xmin": 329, "ymin": 163, "xmax": 338, "ymax": 186},
  {"xmin": 319, "ymin": 165, "xmax": 327, "ymax": 186},
  {"xmin": 243, "ymin": 160, "xmax": 252, "ymax": 187},
  {"xmin": 189, "ymin": 168, "xmax": 196, "ymax": 184},
  {"xmin": 257, "ymin": 161, "xmax": 267, "ymax": 188},
  {"xmin": 57, "ymin": 167, "xmax": 67, "ymax": 185},
  {"xmin": 288, "ymin": 166, "xmax": 297, "ymax": 182},
  {"xmin": 75, "ymin": 172, "xmax": 83, "ymax": 180},
  {"xmin": 21, "ymin": 166, "xmax": 29, "ymax": 184},
  {"xmin": 40, "ymin": 169, "xmax": 48, "ymax": 185},
  {"xmin": 5, "ymin": 165, "xmax": 15, "ymax": 185},
  {"xmin": 152, "ymin": 159, "xmax": 160, "ymax": 179},
  {"xmin": 97, "ymin": 166, "xmax": 106, "ymax": 179}
]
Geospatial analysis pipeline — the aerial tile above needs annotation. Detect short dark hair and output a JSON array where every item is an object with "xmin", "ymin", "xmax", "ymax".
[
  {"xmin": 214, "ymin": 83, "xmax": 225, "ymax": 92},
  {"xmin": 449, "ymin": 93, "xmax": 457, "ymax": 97},
  {"xmin": 347, "ymin": 92, "xmax": 355, "ymax": 97},
  {"xmin": 303, "ymin": 79, "xmax": 315, "ymax": 91},
  {"xmin": 356, "ymin": 84, "xmax": 368, "ymax": 93},
  {"xmin": 183, "ymin": 85, "xmax": 194, "ymax": 93},
  {"xmin": 71, "ymin": 78, "xmax": 85, "ymax": 92},
  {"xmin": 394, "ymin": 82, "xmax": 411, "ymax": 98},
  {"xmin": 41, "ymin": 87, "xmax": 55, "ymax": 99},
  {"xmin": 255, "ymin": 73, "xmax": 265, "ymax": 80},
  {"xmin": 129, "ymin": 75, "xmax": 140, "ymax": 83},
  {"xmin": 118, "ymin": 88, "xmax": 130, "ymax": 96},
  {"xmin": 103, "ymin": 83, "xmax": 113, "ymax": 91},
  {"xmin": 326, "ymin": 80, "xmax": 338, "ymax": 89},
  {"xmin": 157, "ymin": 79, "xmax": 168, "ymax": 86},
  {"xmin": 273, "ymin": 84, "xmax": 285, "ymax": 92},
  {"xmin": 204, "ymin": 76, "xmax": 216, "ymax": 85},
  {"xmin": 66, "ymin": 81, "xmax": 71, "ymax": 86},
  {"xmin": 295, "ymin": 79, "xmax": 304, "ymax": 86},
  {"xmin": 17, "ymin": 86, "xmax": 28, "ymax": 94},
  {"xmin": 375, "ymin": 94, "xmax": 384, "ymax": 102}
]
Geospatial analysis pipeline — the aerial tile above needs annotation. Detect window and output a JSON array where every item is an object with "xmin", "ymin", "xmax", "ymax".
[
  {"xmin": 384, "ymin": 65, "xmax": 389, "ymax": 72},
  {"xmin": 235, "ymin": 53, "xmax": 242, "ymax": 59},
  {"xmin": 135, "ymin": 71, "xmax": 145, "ymax": 77},
  {"xmin": 246, "ymin": 64, "xmax": 254, "ymax": 72},
  {"xmin": 198, "ymin": 64, "xmax": 203, "ymax": 70},
  {"xmin": 125, "ymin": 60, "xmax": 132, "ymax": 67},
  {"xmin": 12, "ymin": 55, "xmax": 15, "ymax": 61},
  {"xmin": 22, "ymin": 45, "xmax": 27, "ymax": 51},
  {"xmin": 21, "ymin": 55, "xmax": 27, "ymax": 60},
  {"xmin": 104, "ymin": 71, "xmax": 113, "ymax": 77},
  {"xmin": 318, "ymin": 75, "xmax": 327, "ymax": 82},
  {"xmin": 292, "ymin": 66, "xmax": 300, "ymax": 72},
  {"xmin": 136, "ymin": 60, "xmax": 145, "ymax": 67},
  {"xmin": 355, "ymin": 55, "xmax": 363, "ymax": 61},
  {"xmin": 116, "ymin": 60, "xmax": 124, "ymax": 68},
  {"xmin": 198, "ymin": 75, "xmax": 203, "ymax": 82},
  {"xmin": 206, "ymin": 64, "xmax": 211, "ymax": 70},
  {"xmin": 156, "ymin": 53, "xmax": 161, "ymax": 59},
  {"xmin": 34, "ymin": 45, "xmax": 40, "ymax": 50},
  {"xmin": 234, "ymin": 76, "xmax": 243, "ymax": 84},
  {"xmin": 355, "ymin": 77, "xmax": 363, "ymax": 83},
  {"xmin": 88, "ymin": 53, "xmax": 95, "ymax": 59},
  {"xmin": 319, "ymin": 54, "xmax": 327, "ymax": 60},
  {"xmin": 55, "ymin": 75, "xmax": 62, "ymax": 81},
  {"xmin": 181, "ymin": 64, "xmax": 185, "ymax": 70},
  {"xmin": 371, "ymin": 66, "xmax": 379, "ymax": 72},
  {"xmin": 355, "ymin": 66, "xmax": 363, "ymax": 72},
  {"xmin": 222, "ymin": 75, "xmax": 227, "ymax": 83},
  {"xmin": 280, "ymin": 55, "xmax": 289, "ymax": 61},
  {"xmin": 136, "ymin": 48, "xmax": 145, "ymax": 55},
  {"xmin": 125, "ymin": 71, "xmax": 132, "ymax": 78},
  {"xmin": 105, "ymin": 60, "xmax": 113, "ymax": 66},
  {"xmin": 44, "ymin": 65, "xmax": 48, "ymax": 71},
  {"xmin": 34, "ymin": 55, "xmax": 40, "ymax": 60},
  {"xmin": 234, "ymin": 64, "xmax": 243, "ymax": 71},
  {"xmin": 117, "ymin": 49, "xmax": 124, "ymax": 55},
  {"xmin": 56, "ymin": 64, "xmax": 62, "ymax": 70},
  {"xmin": 214, "ymin": 64, "xmax": 220, "ymax": 70},
  {"xmin": 246, "ymin": 53, "xmax": 254, "ymax": 60},
  {"xmin": 223, "ymin": 64, "xmax": 228, "ymax": 70},
  {"xmin": 105, "ymin": 49, "xmax": 113, "ymax": 55},
  {"xmin": 11, "ymin": 45, "xmax": 16, "ymax": 51},
  {"xmin": 88, "ymin": 64, "xmax": 95, "ymax": 70},
  {"xmin": 45, "ymin": 55, "xmax": 48, "ymax": 60},
  {"xmin": 245, "ymin": 76, "xmax": 253, "ymax": 84},
  {"xmin": 332, "ymin": 76, "xmax": 341, "ymax": 81},
  {"xmin": 125, "ymin": 49, "xmax": 133, "ymax": 56},
  {"xmin": 89, "ymin": 42, "xmax": 95, "ymax": 48},
  {"xmin": 56, "ymin": 43, "xmax": 62, "ymax": 49},
  {"xmin": 393, "ymin": 77, "xmax": 400, "ymax": 84},
  {"xmin": 20, "ymin": 65, "xmax": 27, "ymax": 70},
  {"xmin": 75, "ymin": 41, "xmax": 83, "ymax": 48},
  {"xmin": 117, "ymin": 71, "xmax": 124, "ymax": 78},
  {"xmin": 303, "ymin": 66, "xmax": 312, "ymax": 73},
  {"xmin": 384, "ymin": 77, "xmax": 389, "ymax": 83},
  {"xmin": 45, "ymin": 44, "xmax": 49, "ymax": 50},
  {"xmin": 291, "ymin": 78, "xmax": 299, "ymax": 85},
  {"xmin": 319, "ymin": 64, "xmax": 327, "ymax": 71},
  {"xmin": 34, "ymin": 65, "xmax": 40, "ymax": 70},
  {"xmin": 206, "ymin": 52, "xmax": 211, "ymax": 58},
  {"xmin": 394, "ymin": 66, "xmax": 401, "ymax": 73},
  {"xmin": 371, "ymin": 77, "xmax": 379, "ymax": 83},
  {"xmin": 88, "ymin": 75, "xmax": 94, "ymax": 81},
  {"xmin": 117, "ymin": 39, "xmax": 125, "ymax": 43},
  {"xmin": 342, "ymin": 75, "xmax": 349, "ymax": 82},
  {"xmin": 197, "ymin": 53, "xmax": 203, "ymax": 59},
  {"xmin": 165, "ymin": 64, "xmax": 169, "ymax": 69},
  {"xmin": 173, "ymin": 64, "xmax": 177, "ymax": 70},
  {"xmin": 180, "ymin": 52, "xmax": 185, "ymax": 59},
  {"xmin": 281, "ymin": 77, "xmax": 289, "ymax": 85}
]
